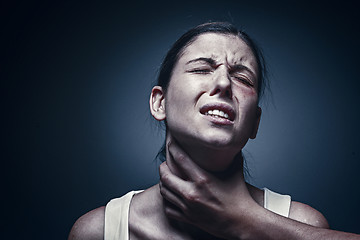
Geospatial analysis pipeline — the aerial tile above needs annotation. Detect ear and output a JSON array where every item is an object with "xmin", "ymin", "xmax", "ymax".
[
  {"xmin": 250, "ymin": 106, "xmax": 262, "ymax": 139},
  {"xmin": 150, "ymin": 86, "xmax": 166, "ymax": 121}
]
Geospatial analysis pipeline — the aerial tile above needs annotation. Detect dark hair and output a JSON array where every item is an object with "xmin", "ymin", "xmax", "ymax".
[{"xmin": 155, "ymin": 21, "xmax": 268, "ymax": 162}]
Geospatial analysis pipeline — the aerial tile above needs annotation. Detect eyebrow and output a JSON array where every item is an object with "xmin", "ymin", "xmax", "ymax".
[{"xmin": 186, "ymin": 57, "xmax": 217, "ymax": 66}]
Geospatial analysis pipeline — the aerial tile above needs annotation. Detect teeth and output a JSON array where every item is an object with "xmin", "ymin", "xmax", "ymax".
[{"xmin": 206, "ymin": 109, "xmax": 229, "ymax": 119}]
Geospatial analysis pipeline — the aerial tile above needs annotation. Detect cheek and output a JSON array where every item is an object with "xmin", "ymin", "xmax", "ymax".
[
  {"xmin": 165, "ymin": 86, "xmax": 193, "ymax": 123},
  {"xmin": 166, "ymin": 86, "xmax": 188, "ymax": 111},
  {"xmin": 166, "ymin": 76, "xmax": 204, "ymax": 108},
  {"xmin": 234, "ymin": 86, "xmax": 258, "ymax": 104},
  {"xmin": 234, "ymin": 88, "xmax": 259, "ymax": 121}
]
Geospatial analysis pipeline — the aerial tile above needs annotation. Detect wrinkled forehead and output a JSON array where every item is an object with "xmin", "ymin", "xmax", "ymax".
[{"xmin": 179, "ymin": 33, "xmax": 259, "ymax": 75}]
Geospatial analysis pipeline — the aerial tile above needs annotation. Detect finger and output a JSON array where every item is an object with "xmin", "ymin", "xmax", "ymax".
[
  {"xmin": 159, "ymin": 181, "xmax": 186, "ymax": 211},
  {"xmin": 163, "ymin": 200, "xmax": 189, "ymax": 223},
  {"xmin": 159, "ymin": 162, "xmax": 193, "ymax": 200},
  {"xmin": 167, "ymin": 140, "xmax": 205, "ymax": 180}
]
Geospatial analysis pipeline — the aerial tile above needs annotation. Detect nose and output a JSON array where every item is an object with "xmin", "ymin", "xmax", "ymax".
[{"xmin": 210, "ymin": 67, "xmax": 232, "ymax": 99}]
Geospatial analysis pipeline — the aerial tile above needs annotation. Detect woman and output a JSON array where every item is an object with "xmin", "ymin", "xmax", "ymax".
[{"xmin": 68, "ymin": 22, "xmax": 329, "ymax": 240}]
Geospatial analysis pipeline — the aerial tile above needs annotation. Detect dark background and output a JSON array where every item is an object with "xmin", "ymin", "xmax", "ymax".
[{"xmin": 3, "ymin": 1, "xmax": 360, "ymax": 239}]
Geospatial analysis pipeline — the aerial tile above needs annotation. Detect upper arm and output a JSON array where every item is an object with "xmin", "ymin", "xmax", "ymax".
[
  {"xmin": 68, "ymin": 206, "xmax": 105, "ymax": 240},
  {"xmin": 288, "ymin": 201, "xmax": 329, "ymax": 229}
]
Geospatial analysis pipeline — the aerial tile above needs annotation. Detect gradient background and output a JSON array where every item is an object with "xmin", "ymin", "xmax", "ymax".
[{"xmin": 3, "ymin": 1, "xmax": 360, "ymax": 239}]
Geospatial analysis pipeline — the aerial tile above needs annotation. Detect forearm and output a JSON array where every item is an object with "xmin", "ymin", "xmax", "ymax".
[{"xmin": 240, "ymin": 207, "xmax": 360, "ymax": 240}]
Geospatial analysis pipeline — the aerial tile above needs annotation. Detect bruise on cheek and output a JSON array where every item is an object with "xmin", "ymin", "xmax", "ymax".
[
  {"xmin": 237, "ymin": 85, "xmax": 258, "ymax": 98},
  {"xmin": 235, "ymin": 87, "xmax": 259, "ymax": 106},
  {"xmin": 248, "ymin": 88, "xmax": 258, "ymax": 97}
]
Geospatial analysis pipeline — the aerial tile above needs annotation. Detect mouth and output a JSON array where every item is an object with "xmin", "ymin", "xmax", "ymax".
[{"xmin": 200, "ymin": 103, "xmax": 236, "ymax": 122}]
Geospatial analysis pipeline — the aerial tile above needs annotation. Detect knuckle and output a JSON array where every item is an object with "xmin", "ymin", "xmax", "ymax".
[
  {"xmin": 196, "ymin": 175, "xmax": 209, "ymax": 185},
  {"xmin": 176, "ymin": 152, "xmax": 186, "ymax": 162},
  {"xmin": 184, "ymin": 190, "xmax": 200, "ymax": 203}
]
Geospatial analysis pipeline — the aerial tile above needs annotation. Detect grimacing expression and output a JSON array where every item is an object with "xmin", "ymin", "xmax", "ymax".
[{"xmin": 152, "ymin": 33, "xmax": 261, "ymax": 169}]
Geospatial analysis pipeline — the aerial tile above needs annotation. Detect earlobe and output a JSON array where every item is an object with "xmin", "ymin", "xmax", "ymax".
[
  {"xmin": 250, "ymin": 106, "xmax": 262, "ymax": 139},
  {"xmin": 150, "ymin": 86, "xmax": 166, "ymax": 121}
]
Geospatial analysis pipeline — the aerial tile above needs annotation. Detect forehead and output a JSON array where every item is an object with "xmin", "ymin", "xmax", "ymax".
[{"xmin": 179, "ymin": 33, "xmax": 258, "ymax": 72}]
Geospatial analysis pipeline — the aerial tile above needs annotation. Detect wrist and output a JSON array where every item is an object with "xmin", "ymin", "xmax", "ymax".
[{"xmin": 226, "ymin": 202, "xmax": 266, "ymax": 240}]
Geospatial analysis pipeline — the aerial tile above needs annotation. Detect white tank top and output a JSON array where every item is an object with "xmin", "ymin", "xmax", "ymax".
[{"xmin": 104, "ymin": 188, "xmax": 291, "ymax": 240}]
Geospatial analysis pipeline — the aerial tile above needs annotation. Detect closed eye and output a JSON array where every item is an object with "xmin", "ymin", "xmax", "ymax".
[
  {"xmin": 187, "ymin": 68, "xmax": 213, "ymax": 74},
  {"xmin": 229, "ymin": 65, "xmax": 256, "ymax": 87},
  {"xmin": 232, "ymin": 76, "xmax": 254, "ymax": 87}
]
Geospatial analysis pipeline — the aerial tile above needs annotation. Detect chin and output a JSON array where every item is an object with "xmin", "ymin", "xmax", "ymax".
[
  {"xmin": 201, "ymin": 134, "xmax": 246, "ymax": 151},
  {"xmin": 206, "ymin": 139, "xmax": 236, "ymax": 148}
]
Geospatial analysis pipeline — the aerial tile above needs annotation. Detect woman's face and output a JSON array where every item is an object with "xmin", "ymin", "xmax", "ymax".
[{"xmin": 161, "ymin": 33, "xmax": 261, "ymax": 164}]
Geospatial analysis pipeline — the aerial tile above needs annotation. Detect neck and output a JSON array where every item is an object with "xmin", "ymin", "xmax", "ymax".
[
  {"xmin": 159, "ymin": 132, "xmax": 247, "ymax": 239},
  {"xmin": 165, "ymin": 132, "xmax": 245, "ymax": 178}
]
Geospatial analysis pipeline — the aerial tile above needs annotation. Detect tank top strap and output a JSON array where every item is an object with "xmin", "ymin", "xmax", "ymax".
[
  {"xmin": 263, "ymin": 188, "xmax": 291, "ymax": 217},
  {"xmin": 104, "ymin": 190, "xmax": 143, "ymax": 240}
]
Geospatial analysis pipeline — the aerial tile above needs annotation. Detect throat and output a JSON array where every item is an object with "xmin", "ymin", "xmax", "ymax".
[{"xmin": 178, "ymin": 143, "xmax": 241, "ymax": 173}]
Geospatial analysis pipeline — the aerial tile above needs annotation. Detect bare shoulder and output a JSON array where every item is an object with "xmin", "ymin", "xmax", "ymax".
[
  {"xmin": 289, "ymin": 201, "xmax": 329, "ymax": 228},
  {"xmin": 68, "ymin": 206, "xmax": 105, "ymax": 240}
]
